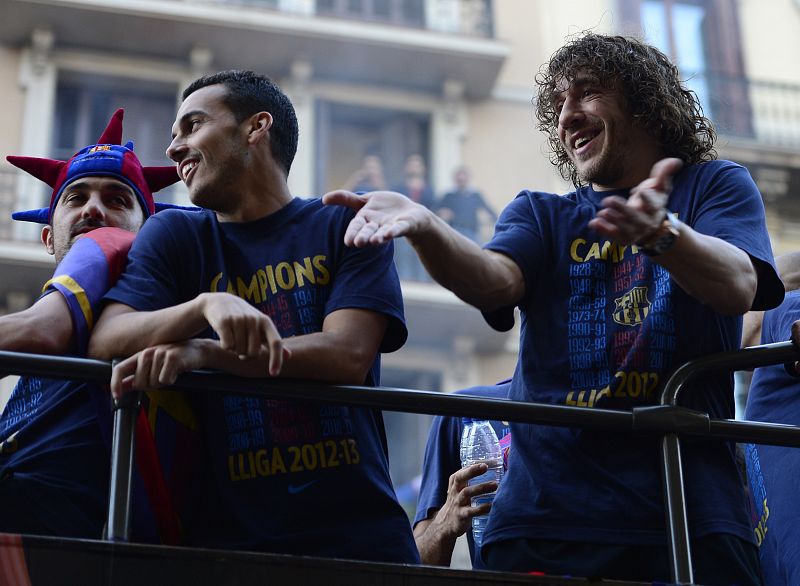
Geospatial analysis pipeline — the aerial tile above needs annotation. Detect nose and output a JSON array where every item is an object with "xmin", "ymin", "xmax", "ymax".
[
  {"xmin": 166, "ymin": 135, "xmax": 186, "ymax": 163},
  {"xmin": 81, "ymin": 194, "xmax": 107, "ymax": 221},
  {"xmin": 558, "ymin": 94, "xmax": 584, "ymax": 131}
]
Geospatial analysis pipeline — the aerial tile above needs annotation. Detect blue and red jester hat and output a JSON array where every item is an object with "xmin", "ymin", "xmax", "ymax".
[{"xmin": 7, "ymin": 108, "xmax": 179, "ymax": 224}]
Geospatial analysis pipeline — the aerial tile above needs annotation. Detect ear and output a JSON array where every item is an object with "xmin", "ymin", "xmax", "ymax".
[
  {"xmin": 247, "ymin": 112, "xmax": 273, "ymax": 146},
  {"xmin": 41, "ymin": 225, "xmax": 55, "ymax": 256}
]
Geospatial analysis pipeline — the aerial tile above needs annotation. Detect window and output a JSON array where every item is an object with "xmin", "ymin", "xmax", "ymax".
[
  {"xmin": 314, "ymin": 100, "xmax": 433, "ymax": 281},
  {"xmin": 641, "ymin": 0, "xmax": 711, "ymax": 116},
  {"xmin": 316, "ymin": 0, "xmax": 424, "ymax": 27},
  {"xmin": 53, "ymin": 74, "xmax": 183, "ymax": 202},
  {"xmin": 619, "ymin": 0, "xmax": 754, "ymax": 138}
]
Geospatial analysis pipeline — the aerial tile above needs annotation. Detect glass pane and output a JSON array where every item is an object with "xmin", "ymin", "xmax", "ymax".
[
  {"xmin": 373, "ymin": 0, "xmax": 390, "ymax": 18},
  {"xmin": 53, "ymin": 75, "xmax": 182, "ymax": 202},
  {"xmin": 641, "ymin": 0, "xmax": 669, "ymax": 55},
  {"xmin": 672, "ymin": 3, "xmax": 711, "ymax": 117},
  {"xmin": 402, "ymin": 0, "xmax": 424, "ymax": 25}
]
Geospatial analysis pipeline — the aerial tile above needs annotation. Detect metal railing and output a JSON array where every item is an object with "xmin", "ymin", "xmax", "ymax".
[{"xmin": 1, "ymin": 342, "xmax": 800, "ymax": 584}]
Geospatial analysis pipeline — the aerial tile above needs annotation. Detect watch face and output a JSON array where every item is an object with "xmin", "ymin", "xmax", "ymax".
[{"xmin": 641, "ymin": 212, "xmax": 680, "ymax": 256}]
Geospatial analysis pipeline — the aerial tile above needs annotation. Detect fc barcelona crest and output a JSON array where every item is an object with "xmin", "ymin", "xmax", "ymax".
[{"xmin": 613, "ymin": 286, "xmax": 651, "ymax": 326}]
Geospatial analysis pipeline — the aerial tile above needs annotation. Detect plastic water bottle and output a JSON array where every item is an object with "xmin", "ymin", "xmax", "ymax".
[{"xmin": 459, "ymin": 418, "xmax": 504, "ymax": 548}]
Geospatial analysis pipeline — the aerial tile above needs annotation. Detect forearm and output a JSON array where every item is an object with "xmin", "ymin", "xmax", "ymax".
[
  {"xmin": 655, "ymin": 225, "xmax": 757, "ymax": 315},
  {"xmin": 0, "ymin": 294, "xmax": 73, "ymax": 355},
  {"xmin": 279, "ymin": 331, "xmax": 375, "ymax": 384},
  {"xmin": 413, "ymin": 517, "xmax": 457, "ymax": 566},
  {"xmin": 187, "ymin": 339, "xmax": 272, "ymax": 378},
  {"xmin": 89, "ymin": 296, "xmax": 210, "ymax": 360},
  {"xmin": 409, "ymin": 211, "xmax": 522, "ymax": 311},
  {"xmin": 0, "ymin": 313, "xmax": 69, "ymax": 354}
]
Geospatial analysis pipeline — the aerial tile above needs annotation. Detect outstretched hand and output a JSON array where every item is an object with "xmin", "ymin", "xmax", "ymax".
[
  {"xmin": 588, "ymin": 157, "xmax": 683, "ymax": 245},
  {"xmin": 322, "ymin": 190, "xmax": 431, "ymax": 247}
]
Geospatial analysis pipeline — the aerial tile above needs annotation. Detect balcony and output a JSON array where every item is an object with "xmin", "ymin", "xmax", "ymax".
[
  {"xmin": 0, "ymin": 0, "xmax": 507, "ymax": 98},
  {"xmin": 705, "ymin": 73, "xmax": 800, "ymax": 150}
]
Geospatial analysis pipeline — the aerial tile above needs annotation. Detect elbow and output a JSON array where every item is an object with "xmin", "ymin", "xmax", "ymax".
[
  {"xmin": 702, "ymin": 277, "xmax": 758, "ymax": 316},
  {"xmin": 337, "ymin": 347, "xmax": 377, "ymax": 385},
  {"xmin": 87, "ymin": 329, "xmax": 114, "ymax": 360},
  {"xmin": 25, "ymin": 328, "xmax": 71, "ymax": 356}
]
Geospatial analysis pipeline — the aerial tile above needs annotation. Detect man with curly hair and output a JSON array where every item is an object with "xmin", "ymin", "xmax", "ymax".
[{"xmin": 324, "ymin": 33, "xmax": 783, "ymax": 583}]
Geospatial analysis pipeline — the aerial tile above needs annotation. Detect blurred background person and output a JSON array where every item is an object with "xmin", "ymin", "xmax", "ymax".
[
  {"xmin": 343, "ymin": 153, "xmax": 388, "ymax": 193},
  {"xmin": 436, "ymin": 166, "xmax": 497, "ymax": 244}
]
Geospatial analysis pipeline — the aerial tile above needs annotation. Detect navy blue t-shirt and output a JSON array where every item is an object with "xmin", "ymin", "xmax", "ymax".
[
  {"xmin": 104, "ymin": 197, "xmax": 419, "ymax": 563},
  {"xmin": 480, "ymin": 160, "xmax": 782, "ymax": 550},
  {"xmin": 745, "ymin": 289, "xmax": 800, "ymax": 585},
  {"xmin": 414, "ymin": 382, "xmax": 511, "ymax": 567}
]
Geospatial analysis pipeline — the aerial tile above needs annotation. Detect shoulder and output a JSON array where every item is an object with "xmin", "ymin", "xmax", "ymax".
[
  {"xmin": 676, "ymin": 160, "xmax": 753, "ymax": 189},
  {"xmin": 764, "ymin": 290, "xmax": 800, "ymax": 338},
  {"xmin": 145, "ymin": 207, "xmax": 214, "ymax": 230},
  {"xmin": 454, "ymin": 382, "xmax": 512, "ymax": 399},
  {"xmin": 288, "ymin": 197, "xmax": 354, "ymax": 226}
]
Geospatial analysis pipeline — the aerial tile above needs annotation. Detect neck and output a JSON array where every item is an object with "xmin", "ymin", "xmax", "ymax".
[{"xmin": 216, "ymin": 169, "xmax": 294, "ymax": 223}]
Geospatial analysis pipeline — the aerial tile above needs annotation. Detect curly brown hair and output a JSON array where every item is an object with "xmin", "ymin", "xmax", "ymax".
[{"xmin": 535, "ymin": 33, "xmax": 716, "ymax": 186}]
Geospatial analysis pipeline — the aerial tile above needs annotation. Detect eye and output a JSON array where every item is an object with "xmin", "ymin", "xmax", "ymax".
[
  {"xmin": 62, "ymin": 192, "xmax": 85, "ymax": 205},
  {"xmin": 190, "ymin": 119, "xmax": 201, "ymax": 132}
]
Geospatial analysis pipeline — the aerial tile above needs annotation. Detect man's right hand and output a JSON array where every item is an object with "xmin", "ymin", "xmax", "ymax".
[
  {"xmin": 322, "ymin": 190, "xmax": 432, "ymax": 247},
  {"xmin": 435, "ymin": 463, "xmax": 497, "ymax": 537},
  {"xmin": 199, "ymin": 292, "xmax": 285, "ymax": 375}
]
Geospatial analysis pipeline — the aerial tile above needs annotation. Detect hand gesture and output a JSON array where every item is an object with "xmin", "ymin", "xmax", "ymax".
[
  {"xmin": 322, "ymin": 190, "xmax": 431, "ymax": 247},
  {"xmin": 588, "ymin": 157, "xmax": 683, "ymax": 245},
  {"xmin": 199, "ymin": 292, "xmax": 285, "ymax": 374}
]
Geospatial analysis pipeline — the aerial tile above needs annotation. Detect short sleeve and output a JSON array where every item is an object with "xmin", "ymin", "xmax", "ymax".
[
  {"xmin": 686, "ymin": 163, "xmax": 783, "ymax": 310},
  {"xmin": 324, "ymin": 217, "xmax": 407, "ymax": 353},
  {"xmin": 44, "ymin": 227, "xmax": 135, "ymax": 354},
  {"xmin": 481, "ymin": 192, "xmax": 548, "ymax": 331}
]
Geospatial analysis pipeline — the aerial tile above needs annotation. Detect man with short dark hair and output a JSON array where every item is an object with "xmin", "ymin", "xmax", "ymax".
[
  {"xmin": 325, "ymin": 34, "xmax": 783, "ymax": 583},
  {"xmin": 0, "ymin": 109, "xmax": 180, "ymax": 537},
  {"xmin": 89, "ymin": 70, "xmax": 419, "ymax": 563}
]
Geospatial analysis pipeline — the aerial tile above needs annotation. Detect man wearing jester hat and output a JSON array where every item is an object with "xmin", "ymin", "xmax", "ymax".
[{"xmin": 0, "ymin": 109, "xmax": 180, "ymax": 537}]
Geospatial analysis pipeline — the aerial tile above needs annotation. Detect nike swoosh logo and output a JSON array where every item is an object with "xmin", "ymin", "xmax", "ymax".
[{"xmin": 288, "ymin": 480, "xmax": 318, "ymax": 495}]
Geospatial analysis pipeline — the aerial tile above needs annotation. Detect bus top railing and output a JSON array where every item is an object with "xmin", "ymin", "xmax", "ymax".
[{"xmin": 0, "ymin": 341, "xmax": 799, "ymax": 585}]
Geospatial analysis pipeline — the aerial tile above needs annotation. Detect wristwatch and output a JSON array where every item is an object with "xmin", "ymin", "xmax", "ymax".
[{"xmin": 638, "ymin": 210, "xmax": 681, "ymax": 257}]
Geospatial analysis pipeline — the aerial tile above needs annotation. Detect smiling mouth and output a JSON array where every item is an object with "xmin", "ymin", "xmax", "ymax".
[
  {"xmin": 181, "ymin": 160, "xmax": 199, "ymax": 182},
  {"xmin": 572, "ymin": 130, "xmax": 600, "ymax": 156}
]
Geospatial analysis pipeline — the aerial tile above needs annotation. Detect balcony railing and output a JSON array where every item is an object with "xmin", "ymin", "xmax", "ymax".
[
  {"xmin": 193, "ymin": 0, "xmax": 494, "ymax": 37},
  {"xmin": 695, "ymin": 72, "xmax": 800, "ymax": 150}
]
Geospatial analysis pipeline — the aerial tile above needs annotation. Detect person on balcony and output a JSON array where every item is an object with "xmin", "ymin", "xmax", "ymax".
[
  {"xmin": 324, "ymin": 33, "xmax": 783, "ymax": 583},
  {"xmin": 413, "ymin": 380, "xmax": 511, "ymax": 567},
  {"xmin": 0, "ymin": 109, "xmax": 180, "ymax": 538},
  {"xmin": 342, "ymin": 153, "xmax": 388, "ymax": 193},
  {"xmin": 435, "ymin": 166, "xmax": 497, "ymax": 245},
  {"xmin": 88, "ymin": 70, "xmax": 419, "ymax": 564}
]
